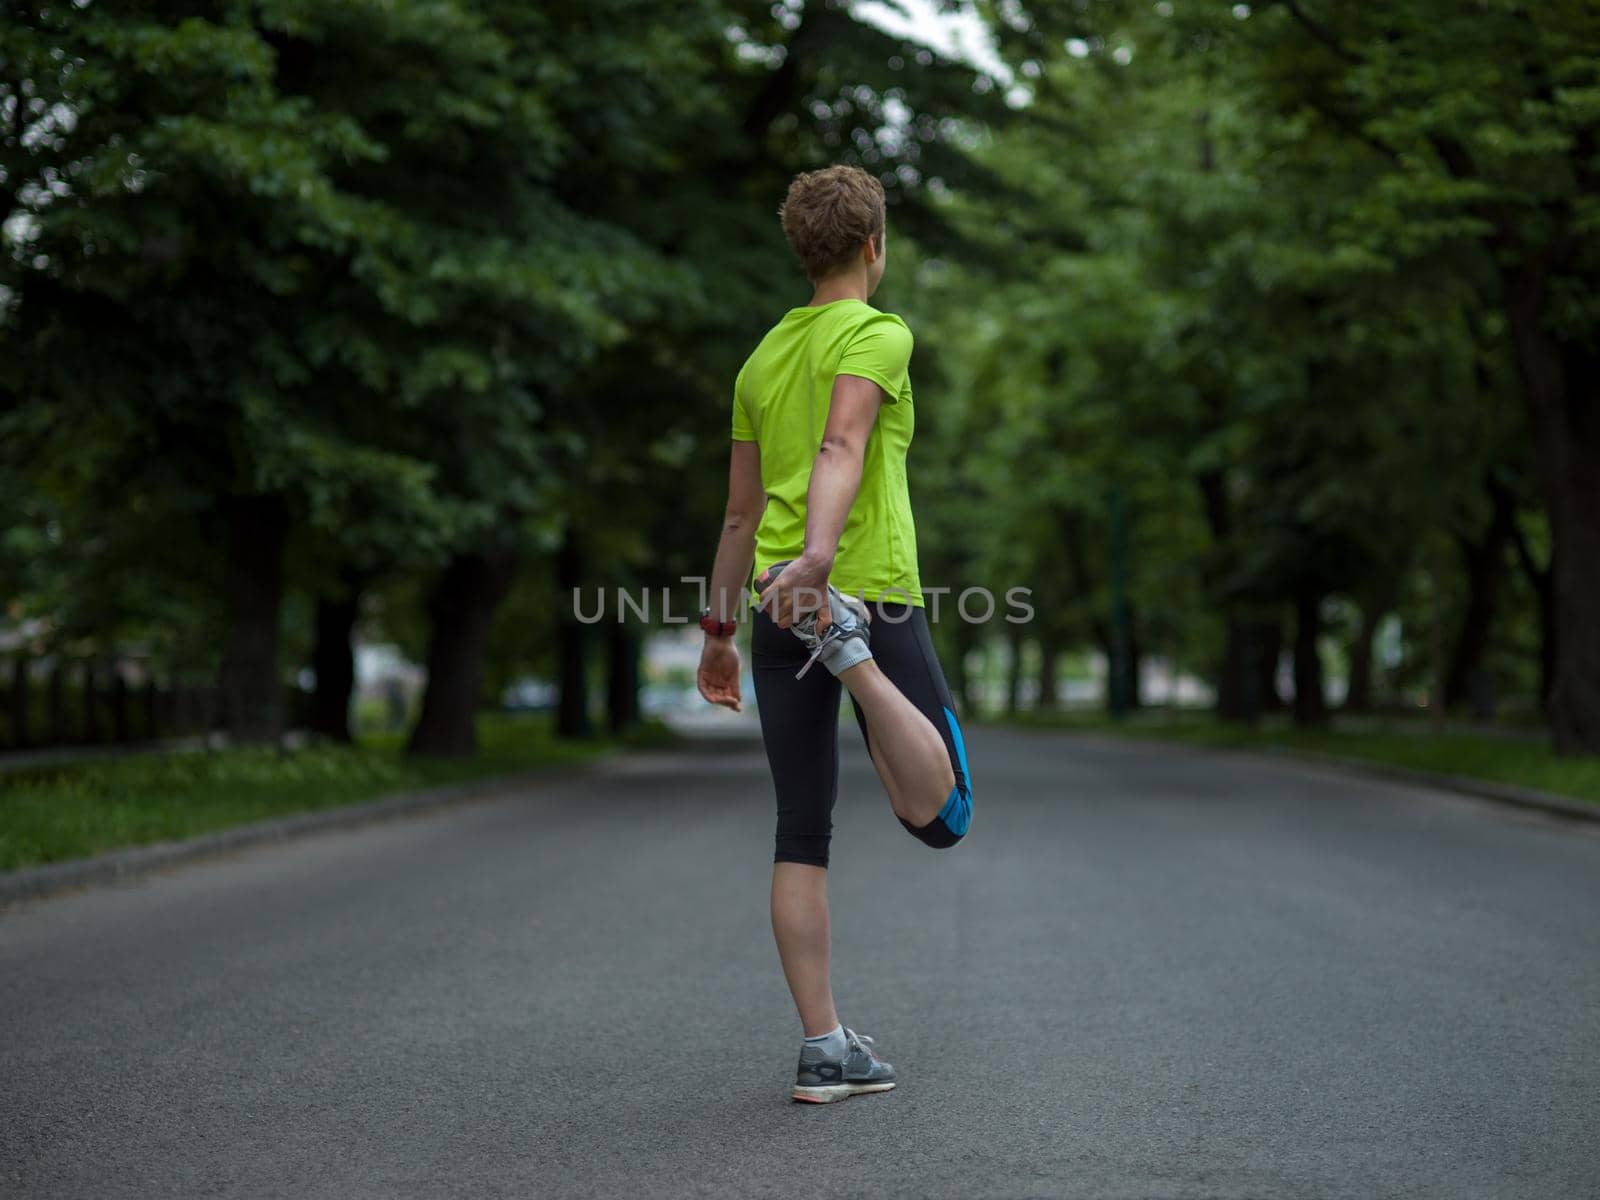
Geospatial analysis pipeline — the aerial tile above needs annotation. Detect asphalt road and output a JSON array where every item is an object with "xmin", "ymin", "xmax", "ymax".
[{"xmin": 3, "ymin": 724, "xmax": 1598, "ymax": 1199}]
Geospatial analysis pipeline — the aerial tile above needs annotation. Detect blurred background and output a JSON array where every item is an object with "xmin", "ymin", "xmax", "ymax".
[{"xmin": 2, "ymin": 1, "xmax": 1598, "ymax": 866}]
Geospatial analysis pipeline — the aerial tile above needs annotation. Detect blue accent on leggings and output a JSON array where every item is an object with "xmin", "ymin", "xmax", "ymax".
[{"xmin": 938, "ymin": 706, "xmax": 972, "ymax": 837}]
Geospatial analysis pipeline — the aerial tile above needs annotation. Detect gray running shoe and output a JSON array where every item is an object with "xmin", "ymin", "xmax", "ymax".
[
  {"xmin": 791, "ymin": 1027, "xmax": 897, "ymax": 1104},
  {"xmin": 754, "ymin": 559, "xmax": 872, "ymax": 679}
]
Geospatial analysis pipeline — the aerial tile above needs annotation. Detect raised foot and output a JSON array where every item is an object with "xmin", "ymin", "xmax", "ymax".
[{"xmin": 754, "ymin": 559, "xmax": 873, "ymax": 679}]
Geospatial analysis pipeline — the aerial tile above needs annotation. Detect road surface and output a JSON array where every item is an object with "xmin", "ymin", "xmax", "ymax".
[{"xmin": 3, "ymin": 724, "xmax": 1598, "ymax": 1198}]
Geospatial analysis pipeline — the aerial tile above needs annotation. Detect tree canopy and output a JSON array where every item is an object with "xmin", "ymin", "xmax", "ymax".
[{"xmin": 2, "ymin": 0, "xmax": 1594, "ymax": 755}]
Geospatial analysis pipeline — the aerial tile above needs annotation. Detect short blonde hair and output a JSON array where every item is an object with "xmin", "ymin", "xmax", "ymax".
[{"xmin": 778, "ymin": 165, "xmax": 886, "ymax": 283}]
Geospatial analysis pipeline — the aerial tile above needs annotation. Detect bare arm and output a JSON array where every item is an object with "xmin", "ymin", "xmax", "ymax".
[
  {"xmin": 707, "ymin": 439, "xmax": 766, "ymax": 623},
  {"xmin": 801, "ymin": 373, "xmax": 884, "ymax": 569},
  {"xmin": 698, "ymin": 440, "xmax": 764, "ymax": 711}
]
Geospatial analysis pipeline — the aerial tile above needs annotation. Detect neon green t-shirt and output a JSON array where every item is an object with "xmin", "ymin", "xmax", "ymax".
[{"xmin": 732, "ymin": 297, "xmax": 923, "ymax": 606}]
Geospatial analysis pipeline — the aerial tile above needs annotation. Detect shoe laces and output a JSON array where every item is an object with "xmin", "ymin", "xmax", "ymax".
[
  {"xmin": 843, "ymin": 1027, "xmax": 879, "ymax": 1061},
  {"xmin": 794, "ymin": 635, "xmax": 830, "ymax": 680},
  {"xmin": 792, "ymin": 598, "xmax": 866, "ymax": 680}
]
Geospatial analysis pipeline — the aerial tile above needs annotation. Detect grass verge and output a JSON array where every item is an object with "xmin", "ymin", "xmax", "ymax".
[
  {"xmin": 1000, "ymin": 710, "xmax": 1600, "ymax": 808},
  {"xmin": 0, "ymin": 713, "xmax": 673, "ymax": 872}
]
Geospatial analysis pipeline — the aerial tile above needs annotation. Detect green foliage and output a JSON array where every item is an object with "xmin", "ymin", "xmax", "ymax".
[
  {"xmin": 902, "ymin": 0, "xmax": 1585, "ymax": 729},
  {"xmin": 3, "ymin": 0, "xmax": 1590, "ymax": 751},
  {"xmin": 0, "ymin": 712, "xmax": 648, "ymax": 870},
  {"xmin": 1006, "ymin": 711, "xmax": 1600, "ymax": 808}
]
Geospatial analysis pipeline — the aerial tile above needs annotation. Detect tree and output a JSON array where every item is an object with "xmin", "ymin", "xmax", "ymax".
[
  {"xmin": 1236, "ymin": 2, "xmax": 1600, "ymax": 749},
  {"xmin": 3, "ymin": 2, "xmax": 713, "ymax": 751}
]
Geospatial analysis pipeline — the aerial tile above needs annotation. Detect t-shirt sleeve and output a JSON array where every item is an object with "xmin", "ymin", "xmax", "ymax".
[
  {"xmin": 731, "ymin": 361, "xmax": 757, "ymax": 441},
  {"xmin": 834, "ymin": 313, "xmax": 913, "ymax": 403}
]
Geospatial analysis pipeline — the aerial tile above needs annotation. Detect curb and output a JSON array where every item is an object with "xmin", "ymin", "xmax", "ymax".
[
  {"xmin": 1255, "ymin": 747, "xmax": 1600, "ymax": 823},
  {"xmin": 0, "ymin": 766, "xmax": 587, "ymax": 910},
  {"xmin": 1011, "ymin": 726, "xmax": 1600, "ymax": 825}
]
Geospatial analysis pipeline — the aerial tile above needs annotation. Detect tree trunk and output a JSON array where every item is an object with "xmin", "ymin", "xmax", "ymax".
[
  {"xmin": 111, "ymin": 668, "xmax": 131, "ymax": 742},
  {"xmin": 173, "ymin": 684, "xmax": 190, "ymax": 736},
  {"xmin": 8, "ymin": 656, "xmax": 27, "ymax": 749},
  {"xmin": 1102, "ymin": 619, "xmax": 1138, "ymax": 716},
  {"xmin": 556, "ymin": 530, "xmax": 591, "ymax": 739},
  {"xmin": 951, "ymin": 620, "xmax": 981, "ymax": 716},
  {"xmin": 408, "ymin": 548, "xmax": 519, "ymax": 757},
  {"xmin": 81, "ymin": 660, "xmax": 99, "ymax": 744},
  {"xmin": 1504, "ymin": 263, "xmax": 1600, "ymax": 752},
  {"xmin": 217, "ymin": 494, "xmax": 289, "ymax": 744},
  {"xmin": 310, "ymin": 582, "xmax": 362, "ymax": 743},
  {"xmin": 1255, "ymin": 618, "xmax": 1285, "ymax": 713},
  {"xmin": 1215, "ymin": 615, "xmax": 1251, "ymax": 720},
  {"xmin": 950, "ymin": 638, "xmax": 971, "ymax": 717},
  {"xmin": 606, "ymin": 622, "xmax": 640, "ymax": 735},
  {"xmin": 159, "ymin": 680, "xmax": 178, "ymax": 736},
  {"xmin": 174, "ymin": 684, "xmax": 191, "ymax": 735},
  {"xmin": 143, "ymin": 676, "xmax": 159, "ymax": 741},
  {"xmin": 1291, "ymin": 588, "xmax": 1327, "ymax": 727},
  {"xmin": 1006, "ymin": 624, "xmax": 1023, "ymax": 716},
  {"xmin": 1126, "ymin": 617, "xmax": 1143, "ymax": 711},
  {"xmin": 47, "ymin": 664, "xmax": 66, "ymax": 745},
  {"xmin": 1444, "ymin": 478, "xmax": 1515, "ymax": 714},
  {"xmin": 1197, "ymin": 464, "xmax": 1260, "ymax": 721},
  {"xmin": 1344, "ymin": 602, "xmax": 1384, "ymax": 714},
  {"xmin": 1506, "ymin": 511, "xmax": 1556, "ymax": 714},
  {"xmin": 1037, "ymin": 635, "xmax": 1059, "ymax": 712}
]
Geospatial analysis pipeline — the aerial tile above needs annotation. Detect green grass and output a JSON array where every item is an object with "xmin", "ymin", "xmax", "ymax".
[
  {"xmin": 0, "ymin": 713, "xmax": 673, "ymax": 872},
  {"xmin": 1000, "ymin": 709, "xmax": 1600, "ymax": 807}
]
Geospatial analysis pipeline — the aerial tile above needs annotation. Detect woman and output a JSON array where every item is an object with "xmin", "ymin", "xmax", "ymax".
[{"xmin": 697, "ymin": 164, "xmax": 973, "ymax": 1104}]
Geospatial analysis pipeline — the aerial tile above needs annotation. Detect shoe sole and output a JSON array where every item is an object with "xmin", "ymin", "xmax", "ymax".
[{"xmin": 791, "ymin": 1081, "xmax": 896, "ymax": 1104}]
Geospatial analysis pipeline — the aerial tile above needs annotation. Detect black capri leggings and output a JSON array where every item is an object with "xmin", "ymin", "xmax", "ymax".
[{"xmin": 751, "ymin": 600, "xmax": 973, "ymax": 868}]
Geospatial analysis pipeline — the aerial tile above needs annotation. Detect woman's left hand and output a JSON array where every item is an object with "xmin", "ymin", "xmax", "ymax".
[{"xmin": 756, "ymin": 554, "xmax": 832, "ymax": 632}]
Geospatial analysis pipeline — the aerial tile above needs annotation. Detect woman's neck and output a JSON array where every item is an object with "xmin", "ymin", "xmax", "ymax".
[{"xmin": 807, "ymin": 273, "xmax": 869, "ymax": 306}]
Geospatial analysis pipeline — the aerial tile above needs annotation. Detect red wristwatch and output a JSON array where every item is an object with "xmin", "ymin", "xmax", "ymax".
[{"xmin": 699, "ymin": 609, "xmax": 737, "ymax": 638}]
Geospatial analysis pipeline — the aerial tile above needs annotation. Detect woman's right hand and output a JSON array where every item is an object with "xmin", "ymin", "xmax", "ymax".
[{"xmin": 696, "ymin": 636, "xmax": 743, "ymax": 712}]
